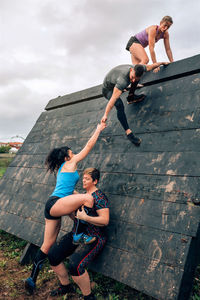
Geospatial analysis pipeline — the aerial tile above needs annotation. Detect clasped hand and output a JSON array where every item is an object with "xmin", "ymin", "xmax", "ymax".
[{"xmin": 75, "ymin": 205, "xmax": 88, "ymax": 221}]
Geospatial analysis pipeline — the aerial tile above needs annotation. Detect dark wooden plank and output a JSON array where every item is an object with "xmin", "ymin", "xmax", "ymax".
[
  {"xmin": 91, "ymin": 245, "xmax": 184, "ymax": 300},
  {"xmin": 0, "ymin": 210, "xmax": 73, "ymax": 246},
  {"xmin": 106, "ymin": 220, "xmax": 191, "ymax": 266},
  {"xmin": 10, "ymin": 127, "xmax": 200, "ymax": 161},
  {"xmin": 24, "ymin": 106, "xmax": 200, "ymax": 145},
  {"xmin": 7, "ymin": 149, "xmax": 200, "ymax": 178},
  {"xmin": 77, "ymin": 151, "xmax": 200, "ymax": 176},
  {"xmin": 108, "ymin": 194, "xmax": 200, "ymax": 237},
  {"xmin": 2, "ymin": 167, "xmax": 200, "ymax": 208},
  {"xmin": 45, "ymin": 84, "xmax": 102, "ymax": 110},
  {"xmin": 20, "ymin": 243, "xmax": 39, "ymax": 265},
  {"xmin": 102, "ymin": 173, "xmax": 200, "ymax": 206},
  {"xmin": 1, "ymin": 178, "xmax": 198, "ymax": 237},
  {"xmin": 140, "ymin": 54, "xmax": 200, "ymax": 85}
]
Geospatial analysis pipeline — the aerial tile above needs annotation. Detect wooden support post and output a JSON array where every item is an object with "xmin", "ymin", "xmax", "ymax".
[{"xmin": 20, "ymin": 243, "xmax": 39, "ymax": 265}]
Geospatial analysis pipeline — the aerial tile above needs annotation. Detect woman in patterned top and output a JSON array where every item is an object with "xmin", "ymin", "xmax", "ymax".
[{"xmin": 48, "ymin": 168, "xmax": 109, "ymax": 300}]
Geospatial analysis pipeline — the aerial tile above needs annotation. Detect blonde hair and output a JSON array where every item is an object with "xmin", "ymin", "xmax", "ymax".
[
  {"xmin": 161, "ymin": 16, "xmax": 173, "ymax": 24},
  {"xmin": 83, "ymin": 168, "xmax": 100, "ymax": 182}
]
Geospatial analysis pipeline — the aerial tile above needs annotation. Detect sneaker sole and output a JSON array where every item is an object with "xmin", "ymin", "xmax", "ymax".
[
  {"xmin": 127, "ymin": 96, "xmax": 145, "ymax": 104},
  {"xmin": 25, "ymin": 281, "xmax": 35, "ymax": 295},
  {"xmin": 84, "ymin": 237, "xmax": 96, "ymax": 244},
  {"xmin": 72, "ymin": 241, "xmax": 80, "ymax": 245}
]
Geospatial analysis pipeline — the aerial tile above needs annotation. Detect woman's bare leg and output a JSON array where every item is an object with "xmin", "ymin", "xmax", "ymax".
[
  {"xmin": 41, "ymin": 218, "xmax": 61, "ymax": 254},
  {"xmin": 51, "ymin": 263, "xmax": 70, "ymax": 285},
  {"xmin": 129, "ymin": 43, "xmax": 149, "ymax": 65},
  {"xmin": 25, "ymin": 218, "xmax": 61, "ymax": 293},
  {"xmin": 50, "ymin": 193, "xmax": 93, "ymax": 218},
  {"xmin": 72, "ymin": 270, "xmax": 91, "ymax": 296}
]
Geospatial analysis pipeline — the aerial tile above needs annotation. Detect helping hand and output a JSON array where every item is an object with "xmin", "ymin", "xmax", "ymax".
[
  {"xmin": 97, "ymin": 120, "xmax": 107, "ymax": 132},
  {"xmin": 101, "ymin": 114, "xmax": 107, "ymax": 124},
  {"xmin": 162, "ymin": 62, "xmax": 170, "ymax": 66},
  {"xmin": 75, "ymin": 205, "xmax": 88, "ymax": 221},
  {"xmin": 153, "ymin": 67, "xmax": 160, "ymax": 73}
]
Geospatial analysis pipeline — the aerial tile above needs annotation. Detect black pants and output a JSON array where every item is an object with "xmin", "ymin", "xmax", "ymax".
[{"xmin": 102, "ymin": 87, "xmax": 129, "ymax": 131}]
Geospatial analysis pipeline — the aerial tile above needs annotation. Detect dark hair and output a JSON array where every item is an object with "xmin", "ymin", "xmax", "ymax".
[
  {"xmin": 83, "ymin": 168, "xmax": 100, "ymax": 183},
  {"xmin": 45, "ymin": 146, "xmax": 71, "ymax": 173},
  {"xmin": 134, "ymin": 64, "xmax": 145, "ymax": 77}
]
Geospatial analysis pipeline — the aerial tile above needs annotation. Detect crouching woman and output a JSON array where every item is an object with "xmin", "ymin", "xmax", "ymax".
[{"xmin": 48, "ymin": 168, "xmax": 109, "ymax": 300}]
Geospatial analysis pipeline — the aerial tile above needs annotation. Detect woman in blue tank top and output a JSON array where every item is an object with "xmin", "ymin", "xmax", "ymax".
[{"xmin": 25, "ymin": 122, "xmax": 106, "ymax": 294}]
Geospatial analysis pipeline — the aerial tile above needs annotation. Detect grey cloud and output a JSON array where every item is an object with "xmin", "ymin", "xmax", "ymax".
[{"xmin": 0, "ymin": 0, "xmax": 200, "ymax": 142}]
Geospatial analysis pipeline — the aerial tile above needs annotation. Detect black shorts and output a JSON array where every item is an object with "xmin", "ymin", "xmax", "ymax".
[
  {"xmin": 48, "ymin": 232, "xmax": 106, "ymax": 276},
  {"xmin": 44, "ymin": 196, "xmax": 61, "ymax": 220},
  {"xmin": 126, "ymin": 36, "xmax": 141, "ymax": 51}
]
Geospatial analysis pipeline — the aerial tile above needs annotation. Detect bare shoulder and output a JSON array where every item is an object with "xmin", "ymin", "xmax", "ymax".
[
  {"xmin": 62, "ymin": 159, "xmax": 77, "ymax": 171},
  {"xmin": 164, "ymin": 30, "xmax": 169, "ymax": 38},
  {"xmin": 147, "ymin": 25, "xmax": 157, "ymax": 34}
]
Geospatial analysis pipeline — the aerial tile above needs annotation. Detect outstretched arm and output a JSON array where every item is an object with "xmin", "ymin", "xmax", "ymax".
[
  {"xmin": 101, "ymin": 87, "xmax": 122, "ymax": 123},
  {"xmin": 76, "ymin": 206, "xmax": 109, "ymax": 226},
  {"xmin": 73, "ymin": 122, "xmax": 106, "ymax": 163},
  {"xmin": 164, "ymin": 31, "xmax": 174, "ymax": 62}
]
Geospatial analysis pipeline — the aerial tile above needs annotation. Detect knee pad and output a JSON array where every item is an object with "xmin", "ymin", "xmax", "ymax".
[{"xmin": 48, "ymin": 247, "xmax": 62, "ymax": 266}]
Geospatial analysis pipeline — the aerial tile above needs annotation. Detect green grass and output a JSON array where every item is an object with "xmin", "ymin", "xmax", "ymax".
[
  {"xmin": 0, "ymin": 230, "xmax": 27, "ymax": 258},
  {"xmin": 0, "ymin": 155, "xmax": 14, "ymax": 178},
  {"xmin": 0, "ymin": 167, "xmax": 7, "ymax": 177}
]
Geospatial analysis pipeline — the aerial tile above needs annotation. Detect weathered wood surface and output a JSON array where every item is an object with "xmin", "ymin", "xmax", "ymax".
[
  {"xmin": 0, "ymin": 54, "xmax": 200, "ymax": 300},
  {"xmin": 140, "ymin": 54, "xmax": 200, "ymax": 85},
  {"xmin": 45, "ymin": 84, "xmax": 102, "ymax": 111}
]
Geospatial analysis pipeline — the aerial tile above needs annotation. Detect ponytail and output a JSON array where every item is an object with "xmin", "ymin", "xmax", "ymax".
[{"xmin": 45, "ymin": 146, "xmax": 70, "ymax": 174}]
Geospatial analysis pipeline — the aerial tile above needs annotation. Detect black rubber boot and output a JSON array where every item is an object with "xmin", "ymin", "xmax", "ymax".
[{"xmin": 25, "ymin": 249, "xmax": 47, "ymax": 294}]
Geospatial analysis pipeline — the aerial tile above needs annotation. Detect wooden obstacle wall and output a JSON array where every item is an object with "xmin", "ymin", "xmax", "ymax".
[{"xmin": 0, "ymin": 54, "xmax": 200, "ymax": 300}]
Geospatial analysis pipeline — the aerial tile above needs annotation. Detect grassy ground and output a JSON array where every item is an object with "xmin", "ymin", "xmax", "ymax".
[
  {"xmin": 0, "ymin": 153, "xmax": 15, "ymax": 178},
  {"xmin": 0, "ymin": 230, "xmax": 155, "ymax": 300},
  {"xmin": 0, "ymin": 156, "xmax": 200, "ymax": 299},
  {"xmin": 0, "ymin": 230, "xmax": 200, "ymax": 300}
]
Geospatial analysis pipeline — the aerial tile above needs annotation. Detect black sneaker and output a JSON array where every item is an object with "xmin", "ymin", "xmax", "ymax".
[
  {"xmin": 25, "ymin": 277, "xmax": 36, "ymax": 295},
  {"xmin": 127, "ymin": 133, "xmax": 141, "ymax": 146},
  {"xmin": 50, "ymin": 283, "xmax": 74, "ymax": 296},
  {"xmin": 127, "ymin": 93, "xmax": 146, "ymax": 104}
]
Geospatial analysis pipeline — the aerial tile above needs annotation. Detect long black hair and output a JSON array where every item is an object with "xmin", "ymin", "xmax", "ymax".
[{"xmin": 45, "ymin": 146, "xmax": 71, "ymax": 174}]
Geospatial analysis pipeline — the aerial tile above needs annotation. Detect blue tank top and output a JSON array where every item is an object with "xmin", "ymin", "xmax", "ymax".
[{"xmin": 51, "ymin": 163, "xmax": 80, "ymax": 198}]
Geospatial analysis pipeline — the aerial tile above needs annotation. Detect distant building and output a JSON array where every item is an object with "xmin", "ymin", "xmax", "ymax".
[
  {"xmin": 9, "ymin": 147, "xmax": 18, "ymax": 154},
  {"xmin": 0, "ymin": 142, "xmax": 23, "ymax": 149}
]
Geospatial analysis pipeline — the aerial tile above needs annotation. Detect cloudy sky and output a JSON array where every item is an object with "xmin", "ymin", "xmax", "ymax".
[{"xmin": 0, "ymin": 0, "xmax": 200, "ymax": 142}]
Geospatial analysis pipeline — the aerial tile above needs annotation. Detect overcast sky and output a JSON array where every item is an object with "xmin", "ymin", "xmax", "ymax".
[{"xmin": 0, "ymin": 0, "xmax": 200, "ymax": 142}]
